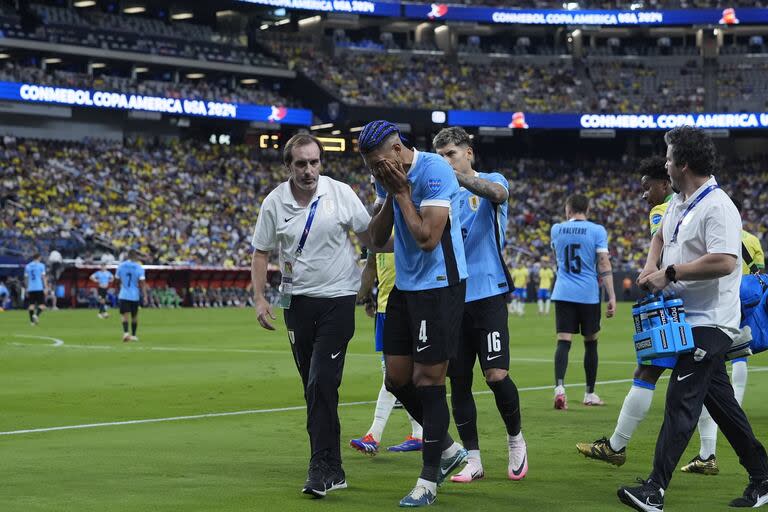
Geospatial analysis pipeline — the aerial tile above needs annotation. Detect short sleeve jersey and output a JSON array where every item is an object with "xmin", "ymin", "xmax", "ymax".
[
  {"xmin": 91, "ymin": 270, "xmax": 114, "ymax": 288},
  {"xmin": 251, "ymin": 176, "xmax": 371, "ymax": 298},
  {"xmin": 512, "ymin": 267, "xmax": 529, "ymax": 288},
  {"xmin": 742, "ymin": 230, "xmax": 765, "ymax": 275},
  {"xmin": 550, "ymin": 219, "xmax": 609, "ymax": 304},
  {"xmin": 24, "ymin": 261, "xmax": 46, "ymax": 292},
  {"xmin": 117, "ymin": 260, "xmax": 145, "ymax": 301},
  {"xmin": 458, "ymin": 171, "xmax": 510, "ymax": 302},
  {"xmin": 390, "ymin": 150, "xmax": 468, "ymax": 291},
  {"xmin": 649, "ymin": 202, "xmax": 670, "ymax": 236},
  {"xmin": 539, "ymin": 267, "xmax": 555, "ymax": 290}
]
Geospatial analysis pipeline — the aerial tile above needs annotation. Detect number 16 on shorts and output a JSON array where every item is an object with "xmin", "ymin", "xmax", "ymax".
[{"xmin": 487, "ymin": 331, "xmax": 501, "ymax": 353}]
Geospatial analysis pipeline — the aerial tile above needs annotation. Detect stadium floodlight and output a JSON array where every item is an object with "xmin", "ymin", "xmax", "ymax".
[
  {"xmin": 43, "ymin": 57, "xmax": 62, "ymax": 64},
  {"xmin": 298, "ymin": 15, "xmax": 321, "ymax": 27},
  {"xmin": 186, "ymin": 72, "xmax": 205, "ymax": 79},
  {"xmin": 310, "ymin": 123, "xmax": 333, "ymax": 131},
  {"xmin": 123, "ymin": 2, "xmax": 146, "ymax": 14},
  {"xmin": 171, "ymin": 10, "xmax": 194, "ymax": 21},
  {"xmin": 260, "ymin": 23, "xmax": 270, "ymax": 30},
  {"xmin": 316, "ymin": 137, "xmax": 346, "ymax": 152},
  {"xmin": 216, "ymin": 10, "xmax": 237, "ymax": 17},
  {"xmin": 349, "ymin": 126, "xmax": 364, "ymax": 133},
  {"xmin": 73, "ymin": 0, "xmax": 97, "ymax": 7},
  {"xmin": 134, "ymin": 66, "xmax": 149, "ymax": 73},
  {"xmin": 275, "ymin": 18, "xmax": 291, "ymax": 26},
  {"xmin": 240, "ymin": 78, "xmax": 259, "ymax": 84},
  {"xmin": 0, "ymin": 53, "xmax": 9, "ymax": 59},
  {"xmin": 90, "ymin": 62, "xmax": 106, "ymax": 69},
  {"xmin": 331, "ymin": 130, "xmax": 341, "ymax": 135}
]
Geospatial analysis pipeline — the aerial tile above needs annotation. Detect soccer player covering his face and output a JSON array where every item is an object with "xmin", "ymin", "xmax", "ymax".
[
  {"xmin": 433, "ymin": 126, "xmax": 527, "ymax": 484},
  {"xmin": 361, "ymin": 120, "xmax": 468, "ymax": 507}
]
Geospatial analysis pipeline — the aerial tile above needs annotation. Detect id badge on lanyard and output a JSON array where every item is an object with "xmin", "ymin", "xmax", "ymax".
[{"xmin": 278, "ymin": 197, "xmax": 321, "ymax": 309}]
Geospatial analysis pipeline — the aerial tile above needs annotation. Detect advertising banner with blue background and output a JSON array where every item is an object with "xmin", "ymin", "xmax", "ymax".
[
  {"xmin": 0, "ymin": 81, "xmax": 312, "ymax": 126},
  {"xmin": 405, "ymin": 4, "xmax": 768, "ymax": 26},
  {"xmin": 448, "ymin": 110, "xmax": 768, "ymax": 130},
  {"xmin": 238, "ymin": 0, "xmax": 401, "ymax": 16}
]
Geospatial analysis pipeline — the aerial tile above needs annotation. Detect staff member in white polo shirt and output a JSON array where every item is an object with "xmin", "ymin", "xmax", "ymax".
[
  {"xmin": 251, "ymin": 133, "xmax": 374, "ymax": 499},
  {"xmin": 617, "ymin": 126, "xmax": 768, "ymax": 511}
]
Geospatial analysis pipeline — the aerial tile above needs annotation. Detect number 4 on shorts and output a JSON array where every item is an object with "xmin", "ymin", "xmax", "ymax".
[{"xmin": 419, "ymin": 320, "xmax": 428, "ymax": 343}]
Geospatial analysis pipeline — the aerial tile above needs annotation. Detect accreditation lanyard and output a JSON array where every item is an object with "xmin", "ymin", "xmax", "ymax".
[
  {"xmin": 279, "ymin": 196, "xmax": 321, "ymax": 309},
  {"xmin": 294, "ymin": 196, "xmax": 321, "ymax": 257},
  {"xmin": 283, "ymin": 196, "xmax": 322, "ymax": 277},
  {"xmin": 670, "ymin": 184, "xmax": 718, "ymax": 244}
]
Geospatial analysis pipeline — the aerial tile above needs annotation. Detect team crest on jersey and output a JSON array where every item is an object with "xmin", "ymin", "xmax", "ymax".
[
  {"xmin": 651, "ymin": 213, "xmax": 662, "ymax": 225},
  {"xmin": 323, "ymin": 199, "xmax": 336, "ymax": 215},
  {"xmin": 469, "ymin": 195, "xmax": 480, "ymax": 211},
  {"xmin": 428, "ymin": 178, "xmax": 442, "ymax": 192}
]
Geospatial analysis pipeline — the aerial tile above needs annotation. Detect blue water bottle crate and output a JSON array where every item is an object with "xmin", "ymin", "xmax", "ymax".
[{"xmin": 632, "ymin": 294, "xmax": 694, "ymax": 361}]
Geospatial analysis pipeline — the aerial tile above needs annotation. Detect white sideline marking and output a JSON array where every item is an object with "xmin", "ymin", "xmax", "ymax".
[
  {"xmin": 6, "ymin": 336, "xmax": 638, "ymax": 365},
  {"xmin": 4, "ymin": 369, "xmax": 768, "ymax": 437},
  {"xmin": 11, "ymin": 335, "xmax": 64, "ymax": 347}
]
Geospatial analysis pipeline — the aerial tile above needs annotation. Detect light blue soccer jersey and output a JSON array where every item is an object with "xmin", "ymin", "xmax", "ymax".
[
  {"xmin": 389, "ymin": 150, "xmax": 468, "ymax": 291},
  {"xmin": 459, "ymin": 172, "xmax": 510, "ymax": 302},
  {"xmin": 92, "ymin": 270, "xmax": 114, "ymax": 288},
  {"xmin": 550, "ymin": 220, "xmax": 608, "ymax": 304},
  {"xmin": 24, "ymin": 261, "xmax": 46, "ymax": 292},
  {"xmin": 117, "ymin": 260, "xmax": 145, "ymax": 301}
]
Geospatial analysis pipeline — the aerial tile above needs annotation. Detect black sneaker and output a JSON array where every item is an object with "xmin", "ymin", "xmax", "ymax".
[
  {"xmin": 730, "ymin": 478, "xmax": 768, "ymax": 507},
  {"xmin": 325, "ymin": 465, "xmax": 347, "ymax": 493},
  {"xmin": 302, "ymin": 462, "xmax": 327, "ymax": 498},
  {"xmin": 618, "ymin": 478, "xmax": 664, "ymax": 511}
]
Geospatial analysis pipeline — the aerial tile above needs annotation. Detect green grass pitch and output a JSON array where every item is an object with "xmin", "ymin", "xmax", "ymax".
[{"xmin": 1, "ymin": 304, "xmax": 767, "ymax": 511}]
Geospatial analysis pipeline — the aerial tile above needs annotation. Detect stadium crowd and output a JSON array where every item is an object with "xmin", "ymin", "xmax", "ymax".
[
  {"xmin": 2, "ymin": 137, "xmax": 766, "ymax": 273},
  {"xmin": 1, "ymin": 4, "xmax": 278, "ymax": 68},
  {"xmin": 266, "ymin": 36, "xmax": 713, "ymax": 113}
]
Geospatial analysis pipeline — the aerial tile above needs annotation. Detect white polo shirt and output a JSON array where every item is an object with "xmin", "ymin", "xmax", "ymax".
[
  {"xmin": 660, "ymin": 176, "xmax": 742, "ymax": 335},
  {"xmin": 251, "ymin": 175, "xmax": 371, "ymax": 298}
]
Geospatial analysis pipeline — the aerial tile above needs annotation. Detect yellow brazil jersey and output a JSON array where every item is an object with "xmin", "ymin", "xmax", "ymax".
[
  {"xmin": 742, "ymin": 230, "xmax": 765, "ymax": 275},
  {"xmin": 512, "ymin": 267, "xmax": 529, "ymax": 288},
  {"xmin": 649, "ymin": 201, "xmax": 670, "ymax": 237},
  {"xmin": 539, "ymin": 267, "xmax": 554, "ymax": 290},
  {"xmin": 376, "ymin": 252, "xmax": 396, "ymax": 314}
]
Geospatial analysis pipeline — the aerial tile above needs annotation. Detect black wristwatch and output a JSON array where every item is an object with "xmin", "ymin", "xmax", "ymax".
[{"xmin": 665, "ymin": 265, "xmax": 677, "ymax": 283}]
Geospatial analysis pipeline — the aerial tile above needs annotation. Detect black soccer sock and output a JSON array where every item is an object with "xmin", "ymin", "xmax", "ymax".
[
  {"xmin": 35, "ymin": 306, "xmax": 42, "ymax": 317},
  {"xmin": 418, "ymin": 385, "xmax": 449, "ymax": 483},
  {"xmin": 99, "ymin": 303, "xmax": 106, "ymax": 313},
  {"xmin": 131, "ymin": 322, "xmax": 138, "ymax": 336},
  {"xmin": 450, "ymin": 375, "xmax": 479, "ymax": 451},
  {"xmin": 584, "ymin": 340, "xmax": 598, "ymax": 394},
  {"xmin": 488, "ymin": 376, "xmax": 522, "ymax": 436},
  {"xmin": 29, "ymin": 310, "xmax": 34, "ymax": 322},
  {"xmin": 386, "ymin": 380, "xmax": 424, "ymax": 425},
  {"xmin": 386, "ymin": 380, "xmax": 455, "ymax": 451},
  {"xmin": 554, "ymin": 340, "xmax": 571, "ymax": 386},
  {"xmin": 122, "ymin": 321, "xmax": 129, "ymax": 334}
]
